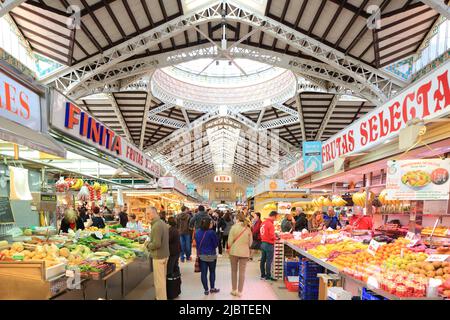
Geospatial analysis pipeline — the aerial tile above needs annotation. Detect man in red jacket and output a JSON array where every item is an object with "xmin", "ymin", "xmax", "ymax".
[{"xmin": 259, "ymin": 211, "xmax": 278, "ymax": 281}]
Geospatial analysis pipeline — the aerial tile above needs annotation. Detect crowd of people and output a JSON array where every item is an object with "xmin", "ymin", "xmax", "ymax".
[
  {"xmin": 144, "ymin": 205, "xmax": 283, "ymax": 300},
  {"xmin": 59, "ymin": 202, "xmax": 373, "ymax": 300}
]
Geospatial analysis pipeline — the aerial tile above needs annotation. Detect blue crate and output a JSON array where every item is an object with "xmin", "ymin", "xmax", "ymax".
[
  {"xmin": 284, "ymin": 261, "xmax": 299, "ymax": 277},
  {"xmin": 361, "ymin": 288, "xmax": 388, "ymax": 301},
  {"xmin": 299, "ymin": 291, "xmax": 319, "ymax": 300},
  {"xmin": 299, "ymin": 277, "xmax": 320, "ymax": 287}
]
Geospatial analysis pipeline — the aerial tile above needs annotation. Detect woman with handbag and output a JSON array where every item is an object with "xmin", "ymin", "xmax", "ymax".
[
  {"xmin": 195, "ymin": 218, "xmax": 220, "ymax": 296},
  {"xmin": 227, "ymin": 213, "xmax": 253, "ymax": 297}
]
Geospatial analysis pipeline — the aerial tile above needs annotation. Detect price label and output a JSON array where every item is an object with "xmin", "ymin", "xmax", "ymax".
[
  {"xmin": 367, "ymin": 239, "xmax": 382, "ymax": 256},
  {"xmin": 405, "ymin": 232, "xmax": 420, "ymax": 247},
  {"xmin": 425, "ymin": 254, "xmax": 449, "ymax": 262},
  {"xmin": 94, "ymin": 231, "xmax": 103, "ymax": 239},
  {"xmin": 405, "ymin": 232, "xmax": 415, "ymax": 241}
]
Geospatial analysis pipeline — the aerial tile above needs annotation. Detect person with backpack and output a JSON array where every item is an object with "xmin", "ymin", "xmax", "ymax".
[
  {"xmin": 176, "ymin": 206, "xmax": 193, "ymax": 262},
  {"xmin": 227, "ymin": 212, "xmax": 252, "ymax": 297},
  {"xmin": 260, "ymin": 211, "xmax": 278, "ymax": 281},
  {"xmin": 189, "ymin": 205, "xmax": 210, "ymax": 231}
]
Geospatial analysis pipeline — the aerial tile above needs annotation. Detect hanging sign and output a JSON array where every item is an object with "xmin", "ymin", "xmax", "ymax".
[
  {"xmin": 386, "ymin": 159, "xmax": 450, "ymax": 200},
  {"xmin": 214, "ymin": 175, "xmax": 232, "ymax": 183},
  {"xmin": 0, "ymin": 68, "xmax": 41, "ymax": 131},
  {"xmin": 321, "ymin": 61, "xmax": 450, "ymax": 166},
  {"xmin": 49, "ymin": 90, "xmax": 160, "ymax": 178},
  {"xmin": 277, "ymin": 202, "xmax": 292, "ymax": 215},
  {"xmin": 303, "ymin": 141, "xmax": 323, "ymax": 172},
  {"xmin": 157, "ymin": 176, "xmax": 187, "ymax": 195}
]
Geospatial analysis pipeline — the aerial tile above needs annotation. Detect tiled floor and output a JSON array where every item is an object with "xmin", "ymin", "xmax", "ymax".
[{"xmin": 125, "ymin": 253, "xmax": 298, "ymax": 300}]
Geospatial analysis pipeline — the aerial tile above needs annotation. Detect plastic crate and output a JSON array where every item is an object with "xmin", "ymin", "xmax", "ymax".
[
  {"xmin": 361, "ymin": 288, "xmax": 388, "ymax": 301},
  {"xmin": 284, "ymin": 261, "xmax": 299, "ymax": 277},
  {"xmin": 299, "ymin": 291, "xmax": 319, "ymax": 300},
  {"xmin": 284, "ymin": 277, "xmax": 299, "ymax": 292}
]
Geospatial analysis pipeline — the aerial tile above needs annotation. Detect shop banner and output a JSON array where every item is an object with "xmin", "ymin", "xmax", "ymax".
[
  {"xmin": 214, "ymin": 175, "xmax": 232, "ymax": 183},
  {"xmin": 302, "ymin": 141, "xmax": 322, "ymax": 172},
  {"xmin": 386, "ymin": 159, "xmax": 450, "ymax": 200},
  {"xmin": 321, "ymin": 61, "xmax": 450, "ymax": 166},
  {"xmin": 282, "ymin": 158, "xmax": 304, "ymax": 182},
  {"xmin": 50, "ymin": 90, "xmax": 160, "ymax": 178},
  {"xmin": 0, "ymin": 69, "xmax": 41, "ymax": 131},
  {"xmin": 187, "ymin": 183, "xmax": 196, "ymax": 194},
  {"xmin": 158, "ymin": 176, "xmax": 187, "ymax": 195},
  {"xmin": 277, "ymin": 202, "xmax": 292, "ymax": 215},
  {"xmin": 245, "ymin": 186, "xmax": 254, "ymax": 198}
]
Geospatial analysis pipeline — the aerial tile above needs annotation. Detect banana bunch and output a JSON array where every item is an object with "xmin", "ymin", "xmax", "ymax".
[
  {"xmin": 378, "ymin": 189, "xmax": 401, "ymax": 206},
  {"xmin": 70, "ymin": 179, "xmax": 84, "ymax": 191},
  {"xmin": 100, "ymin": 184, "xmax": 108, "ymax": 194},
  {"xmin": 93, "ymin": 182, "xmax": 101, "ymax": 191},
  {"xmin": 312, "ymin": 196, "xmax": 325, "ymax": 207},
  {"xmin": 352, "ymin": 191, "xmax": 374, "ymax": 207},
  {"xmin": 331, "ymin": 196, "xmax": 347, "ymax": 207},
  {"xmin": 323, "ymin": 197, "xmax": 332, "ymax": 207}
]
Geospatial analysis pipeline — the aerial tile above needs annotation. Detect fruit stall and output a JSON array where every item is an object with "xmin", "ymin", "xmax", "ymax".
[{"xmin": 0, "ymin": 226, "xmax": 152, "ymax": 300}]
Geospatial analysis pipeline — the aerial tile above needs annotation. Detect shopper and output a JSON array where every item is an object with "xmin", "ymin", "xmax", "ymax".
[
  {"xmin": 195, "ymin": 218, "xmax": 220, "ymax": 295},
  {"xmin": 86, "ymin": 206, "xmax": 105, "ymax": 229},
  {"xmin": 102, "ymin": 204, "xmax": 114, "ymax": 222},
  {"xmin": 147, "ymin": 206, "xmax": 170, "ymax": 300},
  {"xmin": 222, "ymin": 212, "xmax": 234, "ymax": 252},
  {"xmin": 60, "ymin": 208, "xmax": 85, "ymax": 233},
  {"xmin": 211, "ymin": 211, "xmax": 226, "ymax": 256},
  {"xmin": 309, "ymin": 211, "xmax": 325, "ymax": 231},
  {"xmin": 78, "ymin": 203, "xmax": 90, "ymax": 223},
  {"xmin": 118, "ymin": 205, "xmax": 128, "ymax": 228},
  {"xmin": 228, "ymin": 212, "xmax": 252, "ymax": 297},
  {"xmin": 126, "ymin": 214, "xmax": 143, "ymax": 232},
  {"xmin": 176, "ymin": 206, "xmax": 192, "ymax": 262},
  {"xmin": 167, "ymin": 217, "xmax": 181, "ymax": 276},
  {"xmin": 325, "ymin": 210, "xmax": 342, "ymax": 230},
  {"xmin": 294, "ymin": 208, "xmax": 308, "ymax": 232},
  {"xmin": 280, "ymin": 213, "xmax": 295, "ymax": 233},
  {"xmin": 159, "ymin": 209, "xmax": 167, "ymax": 223},
  {"xmin": 250, "ymin": 212, "xmax": 262, "ymax": 260},
  {"xmin": 260, "ymin": 211, "xmax": 278, "ymax": 281},
  {"xmin": 189, "ymin": 205, "xmax": 210, "ymax": 230}
]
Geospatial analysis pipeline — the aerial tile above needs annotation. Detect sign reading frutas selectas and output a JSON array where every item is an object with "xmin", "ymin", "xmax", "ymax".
[
  {"xmin": 0, "ymin": 69, "xmax": 41, "ymax": 131},
  {"xmin": 50, "ymin": 90, "xmax": 160, "ymax": 178},
  {"xmin": 282, "ymin": 158, "xmax": 304, "ymax": 182},
  {"xmin": 321, "ymin": 61, "xmax": 450, "ymax": 166},
  {"xmin": 303, "ymin": 141, "xmax": 322, "ymax": 172},
  {"xmin": 386, "ymin": 159, "xmax": 450, "ymax": 200}
]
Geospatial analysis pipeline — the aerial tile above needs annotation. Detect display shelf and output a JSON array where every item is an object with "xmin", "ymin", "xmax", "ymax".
[{"xmin": 283, "ymin": 240, "xmax": 444, "ymax": 301}]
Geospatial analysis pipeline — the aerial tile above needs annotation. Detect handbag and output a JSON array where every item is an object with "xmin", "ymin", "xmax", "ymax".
[
  {"xmin": 226, "ymin": 227, "xmax": 248, "ymax": 251},
  {"xmin": 194, "ymin": 232, "xmax": 207, "ymax": 273}
]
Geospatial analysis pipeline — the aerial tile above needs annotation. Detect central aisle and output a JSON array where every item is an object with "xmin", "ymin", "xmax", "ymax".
[{"xmin": 126, "ymin": 254, "xmax": 298, "ymax": 300}]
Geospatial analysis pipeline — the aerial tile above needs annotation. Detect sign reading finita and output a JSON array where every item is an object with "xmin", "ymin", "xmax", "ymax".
[
  {"xmin": 214, "ymin": 175, "xmax": 232, "ymax": 183},
  {"xmin": 50, "ymin": 90, "xmax": 160, "ymax": 178},
  {"xmin": 0, "ymin": 69, "xmax": 41, "ymax": 131},
  {"xmin": 386, "ymin": 159, "xmax": 450, "ymax": 200}
]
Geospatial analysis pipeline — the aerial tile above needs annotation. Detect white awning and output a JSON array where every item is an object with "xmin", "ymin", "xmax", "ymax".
[{"xmin": 0, "ymin": 117, "xmax": 66, "ymax": 158}]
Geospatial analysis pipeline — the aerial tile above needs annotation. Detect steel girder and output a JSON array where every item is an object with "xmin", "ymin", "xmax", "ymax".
[
  {"xmin": 421, "ymin": 0, "xmax": 450, "ymax": 19},
  {"xmin": 148, "ymin": 103, "xmax": 175, "ymax": 117},
  {"xmin": 105, "ymin": 93, "xmax": 133, "ymax": 143},
  {"xmin": 148, "ymin": 114, "xmax": 187, "ymax": 129},
  {"xmin": 272, "ymin": 103, "xmax": 298, "ymax": 116},
  {"xmin": 140, "ymin": 76, "xmax": 154, "ymax": 150},
  {"xmin": 259, "ymin": 115, "xmax": 300, "ymax": 130},
  {"xmin": 69, "ymin": 44, "xmax": 379, "ymax": 104},
  {"xmin": 295, "ymin": 94, "xmax": 306, "ymax": 142},
  {"xmin": 315, "ymin": 95, "xmax": 340, "ymax": 140},
  {"xmin": 0, "ymin": 0, "xmax": 26, "ymax": 18},
  {"xmin": 41, "ymin": 0, "xmax": 404, "ymax": 104}
]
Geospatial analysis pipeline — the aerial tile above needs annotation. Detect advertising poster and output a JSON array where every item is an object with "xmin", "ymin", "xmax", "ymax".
[
  {"xmin": 303, "ymin": 141, "xmax": 322, "ymax": 173},
  {"xmin": 277, "ymin": 202, "xmax": 292, "ymax": 215},
  {"xmin": 386, "ymin": 159, "xmax": 450, "ymax": 200}
]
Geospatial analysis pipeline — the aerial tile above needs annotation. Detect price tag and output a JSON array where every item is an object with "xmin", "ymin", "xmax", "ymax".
[
  {"xmin": 94, "ymin": 231, "xmax": 103, "ymax": 239},
  {"xmin": 367, "ymin": 276, "xmax": 379, "ymax": 289},
  {"xmin": 425, "ymin": 254, "xmax": 449, "ymax": 262},
  {"xmin": 405, "ymin": 232, "xmax": 420, "ymax": 247},
  {"xmin": 66, "ymin": 269, "xmax": 75, "ymax": 278},
  {"xmin": 405, "ymin": 232, "xmax": 415, "ymax": 241},
  {"xmin": 367, "ymin": 239, "xmax": 382, "ymax": 256}
]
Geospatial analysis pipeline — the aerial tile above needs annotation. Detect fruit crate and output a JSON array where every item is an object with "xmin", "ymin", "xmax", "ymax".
[
  {"xmin": 299, "ymin": 278, "xmax": 320, "ymax": 289},
  {"xmin": 284, "ymin": 261, "xmax": 299, "ymax": 277},
  {"xmin": 284, "ymin": 276, "xmax": 299, "ymax": 292},
  {"xmin": 361, "ymin": 287, "xmax": 388, "ymax": 301}
]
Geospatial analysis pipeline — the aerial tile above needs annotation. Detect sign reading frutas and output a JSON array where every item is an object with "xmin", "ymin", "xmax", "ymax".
[
  {"xmin": 282, "ymin": 158, "xmax": 304, "ymax": 182},
  {"xmin": 303, "ymin": 141, "xmax": 322, "ymax": 172},
  {"xmin": 321, "ymin": 62, "xmax": 450, "ymax": 166},
  {"xmin": 386, "ymin": 159, "xmax": 450, "ymax": 200},
  {"xmin": 50, "ymin": 90, "xmax": 160, "ymax": 178},
  {"xmin": 214, "ymin": 175, "xmax": 232, "ymax": 183},
  {"xmin": 0, "ymin": 69, "xmax": 41, "ymax": 131}
]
